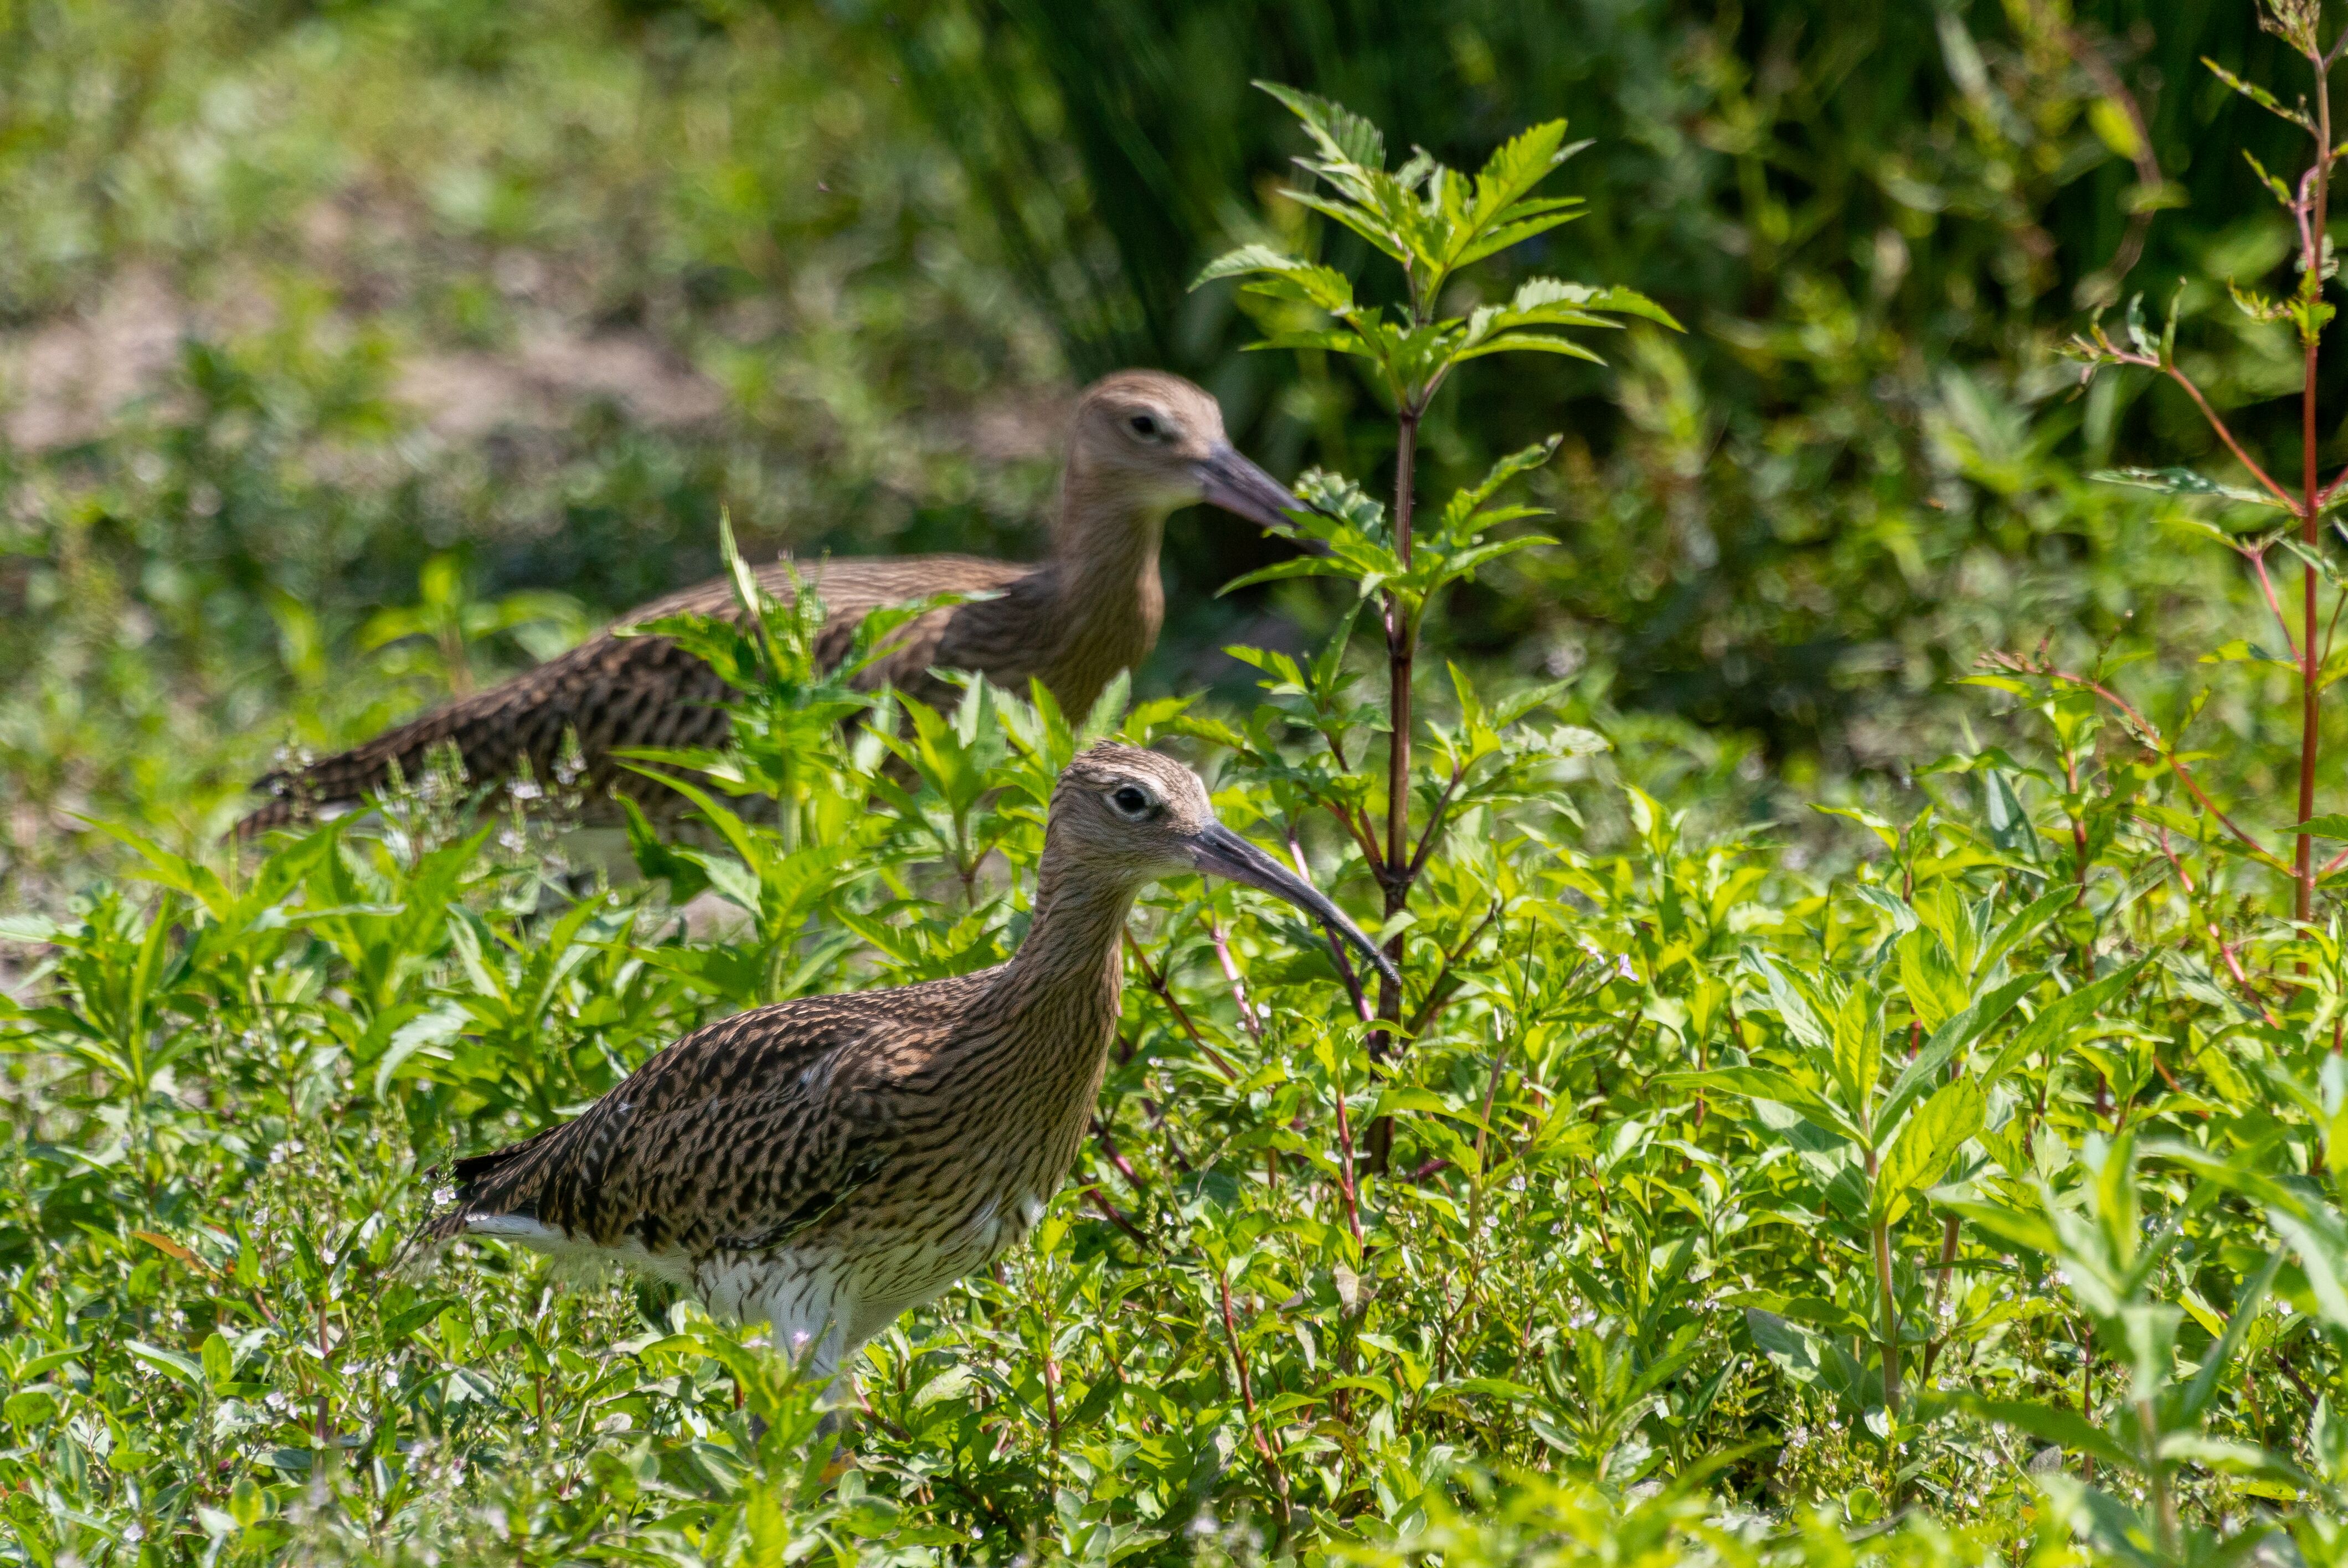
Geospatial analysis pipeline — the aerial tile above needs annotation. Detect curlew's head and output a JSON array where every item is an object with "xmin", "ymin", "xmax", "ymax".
[
  {"xmin": 1060, "ymin": 371, "xmax": 1300, "ymax": 537},
  {"xmin": 1047, "ymin": 743, "xmax": 1397, "ymax": 986}
]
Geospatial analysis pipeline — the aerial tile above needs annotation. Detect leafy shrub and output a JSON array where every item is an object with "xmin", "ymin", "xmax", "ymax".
[{"xmin": 13, "ymin": 28, "xmax": 2348, "ymax": 1568}]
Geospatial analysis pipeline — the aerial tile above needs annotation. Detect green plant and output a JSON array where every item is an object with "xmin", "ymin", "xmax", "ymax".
[
  {"xmin": 1194, "ymin": 82, "xmax": 1675, "ymax": 1158},
  {"xmin": 359, "ymin": 554, "xmax": 586, "ymax": 703},
  {"xmin": 22, "ymin": 14, "xmax": 2348, "ymax": 1567},
  {"xmin": 2059, "ymin": 0, "xmax": 2348, "ymax": 924}
]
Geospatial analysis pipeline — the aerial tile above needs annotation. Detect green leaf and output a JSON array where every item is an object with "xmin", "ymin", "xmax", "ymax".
[
  {"xmin": 1880, "ymin": 971, "xmax": 2045, "ymax": 1133},
  {"xmin": 2174, "ymin": 1252, "xmax": 2280, "ymax": 1427},
  {"xmin": 1813, "ymin": 804, "xmax": 1901, "ymax": 851},
  {"xmin": 0, "ymin": 913, "xmax": 59, "ymax": 943},
  {"xmin": 199, "ymin": 1332, "xmax": 233, "ymax": 1388},
  {"xmin": 1661, "ymin": 1067, "xmax": 1858, "ymax": 1144},
  {"xmin": 1937, "ymin": 1392, "xmax": 2136, "ymax": 1472},
  {"xmin": 1748, "ymin": 951, "xmax": 1831, "ymax": 1055},
  {"xmin": 2089, "ymin": 466, "xmax": 2287, "ymax": 509},
  {"xmin": 1745, "ymin": 1310, "xmax": 1871, "ymax": 1414},
  {"xmin": 1872, "ymin": 1077, "xmax": 1984, "ymax": 1223},
  {"xmin": 1981, "ymin": 959, "xmax": 2150, "ymax": 1087},
  {"xmin": 2203, "ymin": 58, "xmax": 2316, "ymax": 131},
  {"xmin": 1255, "ymin": 80, "xmax": 1385, "ymax": 171},
  {"xmin": 1501, "ymin": 277, "xmax": 1683, "ymax": 331},
  {"xmin": 125, "ymin": 1339, "xmax": 204, "ymax": 1392},
  {"xmin": 1193, "ymin": 245, "xmax": 1357, "ymax": 316},
  {"xmin": 1830, "ymin": 984, "xmax": 1883, "ymax": 1119},
  {"xmin": 1452, "ymin": 332, "xmax": 1609, "ymax": 365}
]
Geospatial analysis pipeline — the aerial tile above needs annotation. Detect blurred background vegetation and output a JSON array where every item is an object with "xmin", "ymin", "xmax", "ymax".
[{"xmin": 0, "ymin": 0, "xmax": 2329, "ymax": 906}]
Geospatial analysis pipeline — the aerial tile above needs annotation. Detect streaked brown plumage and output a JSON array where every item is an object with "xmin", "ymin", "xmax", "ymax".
[
  {"xmin": 416, "ymin": 744, "xmax": 1395, "ymax": 1398},
  {"xmin": 237, "ymin": 372, "xmax": 1301, "ymax": 835}
]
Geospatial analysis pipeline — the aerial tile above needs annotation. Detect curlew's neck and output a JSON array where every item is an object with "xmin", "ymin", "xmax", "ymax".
[
  {"xmin": 1035, "ymin": 458, "xmax": 1170, "ymax": 715},
  {"xmin": 976, "ymin": 849, "xmax": 1134, "ymax": 1069}
]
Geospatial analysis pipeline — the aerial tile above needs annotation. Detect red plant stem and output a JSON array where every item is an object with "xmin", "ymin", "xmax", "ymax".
[
  {"xmin": 1218, "ymin": 1270, "xmax": 1294, "ymax": 1531},
  {"xmin": 1083, "ymin": 1187, "xmax": 1151, "ymax": 1250},
  {"xmin": 1287, "ymin": 829, "xmax": 1374, "ymax": 1024},
  {"xmin": 2153, "ymin": 823, "xmax": 2283, "ymax": 1029},
  {"xmin": 2249, "ymin": 550, "xmax": 2304, "ymax": 664},
  {"xmin": 2156, "ymin": 360, "xmax": 2299, "ymax": 509},
  {"xmin": 1090, "ymin": 1115, "xmax": 1146, "ymax": 1192},
  {"xmin": 2299, "ymin": 58, "xmax": 2334, "ymax": 926},
  {"xmin": 1330, "ymin": 1055, "xmax": 1365, "ymax": 1249},
  {"xmin": 1404, "ymin": 764, "xmax": 1466, "ymax": 884},
  {"xmin": 1404, "ymin": 901, "xmax": 1503, "ymax": 1036},
  {"xmin": 1207, "ymin": 912, "xmax": 1264, "ymax": 1044},
  {"xmin": 1124, "ymin": 932, "xmax": 1240, "ymax": 1081},
  {"xmin": 1988, "ymin": 653, "xmax": 2289, "ymax": 871},
  {"xmin": 1327, "ymin": 802, "xmax": 1388, "ymax": 876}
]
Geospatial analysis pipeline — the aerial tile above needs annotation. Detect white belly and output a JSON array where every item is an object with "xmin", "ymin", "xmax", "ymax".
[{"xmin": 465, "ymin": 1179, "xmax": 1057, "ymax": 1372}]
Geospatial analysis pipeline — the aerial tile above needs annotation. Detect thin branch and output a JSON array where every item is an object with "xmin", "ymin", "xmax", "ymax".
[
  {"xmin": 1327, "ymin": 802, "xmax": 1389, "ymax": 878},
  {"xmin": 2040, "ymin": 5, "xmax": 2165, "ymax": 297},
  {"xmin": 1217, "ymin": 1269, "xmax": 1295, "ymax": 1536},
  {"xmin": 2160, "ymin": 363, "xmax": 2301, "ymax": 510},
  {"xmin": 1404, "ymin": 900, "xmax": 1504, "ymax": 1036},
  {"xmin": 1090, "ymin": 1115, "xmax": 1147, "ymax": 1192},
  {"xmin": 1124, "ymin": 930, "xmax": 1241, "ymax": 1081},
  {"xmin": 1206, "ymin": 909, "xmax": 1265, "ymax": 1044},
  {"xmin": 1288, "ymin": 826, "xmax": 1375, "ymax": 1024},
  {"xmin": 1404, "ymin": 761, "xmax": 1467, "ymax": 885},
  {"xmin": 1985, "ymin": 652, "xmax": 2291, "ymax": 872},
  {"xmin": 2249, "ymin": 548, "xmax": 2305, "ymax": 664},
  {"xmin": 2094, "ymin": 341, "xmax": 2300, "ymax": 510},
  {"xmin": 2152, "ymin": 823, "xmax": 2283, "ymax": 1029},
  {"xmin": 1082, "ymin": 1186, "xmax": 1153, "ymax": 1251},
  {"xmin": 2315, "ymin": 462, "xmax": 2348, "ymax": 509}
]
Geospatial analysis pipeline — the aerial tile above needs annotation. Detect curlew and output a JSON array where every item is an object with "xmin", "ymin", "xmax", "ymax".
[
  {"xmin": 238, "ymin": 373, "xmax": 1300, "ymax": 835},
  {"xmin": 416, "ymin": 743, "xmax": 1394, "ymax": 1405}
]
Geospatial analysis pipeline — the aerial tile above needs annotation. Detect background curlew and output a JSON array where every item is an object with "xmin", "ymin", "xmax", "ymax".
[
  {"xmin": 237, "ymin": 373, "xmax": 1300, "ymax": 835},
  {"xmin": 416, "ymin": 743, "xmax": 1393, "ymax": 1403}
]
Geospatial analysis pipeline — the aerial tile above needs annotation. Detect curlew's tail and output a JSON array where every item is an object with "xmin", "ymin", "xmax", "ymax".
[
  {"xmin": 235, "ymin": 686, "xmax": 548, "ymax": 842},
  {"xmin": 232, "ymin": 620, "xmax": 745, "ymax": 843},
  {"xmin": 409, "ymin": 1126, "xmax": 568, "ymax": 1250}
]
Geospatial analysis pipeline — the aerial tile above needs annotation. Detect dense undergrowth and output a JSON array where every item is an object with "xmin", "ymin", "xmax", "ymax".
[
  {"xmin": 18, "ymin": 3, "xmax": 2348, "ymax": 1566},
  {"xmin": 14, "ymin": 504, "xmax": 2348, "ymax": 1566}
]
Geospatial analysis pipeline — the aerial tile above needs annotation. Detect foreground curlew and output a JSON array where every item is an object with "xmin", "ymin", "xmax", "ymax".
[
  {"xmin": 417, "ymin": 744, "xmax": 1393, "ymax": 1402},
  {"xmin": 238, "ymin": 373, "xmax": 1300, "ymax": 835}
]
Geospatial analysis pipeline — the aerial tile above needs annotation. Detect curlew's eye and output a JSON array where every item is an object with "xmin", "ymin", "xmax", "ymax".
[
  {"xmin": 1109, "ymin": 783, "xmax": 1155, "ymax": 818},
  {"xmin": 1127, "ymin": 412, "xmax": 1163, "ymax": 440}
]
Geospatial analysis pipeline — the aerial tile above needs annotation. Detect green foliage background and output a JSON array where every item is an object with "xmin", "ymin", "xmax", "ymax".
[{"xmin": 12, "ymin": 1, "xmax": 2348, "ymax": 1564}]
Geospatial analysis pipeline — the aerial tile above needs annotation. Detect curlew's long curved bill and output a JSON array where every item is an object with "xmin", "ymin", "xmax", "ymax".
[
  {"xmin": 1197, "ymin": 443, "xmax": 1305, "ymax": 533},
  {"xmin": 1186, "ymin": 822, "xmax": 1400, "ymax": 988}
]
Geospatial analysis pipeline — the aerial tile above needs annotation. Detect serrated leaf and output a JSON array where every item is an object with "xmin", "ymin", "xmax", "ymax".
[{"xmin": 1256, "ymin": 80, "xmax": 1385, "ymax": 171}]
